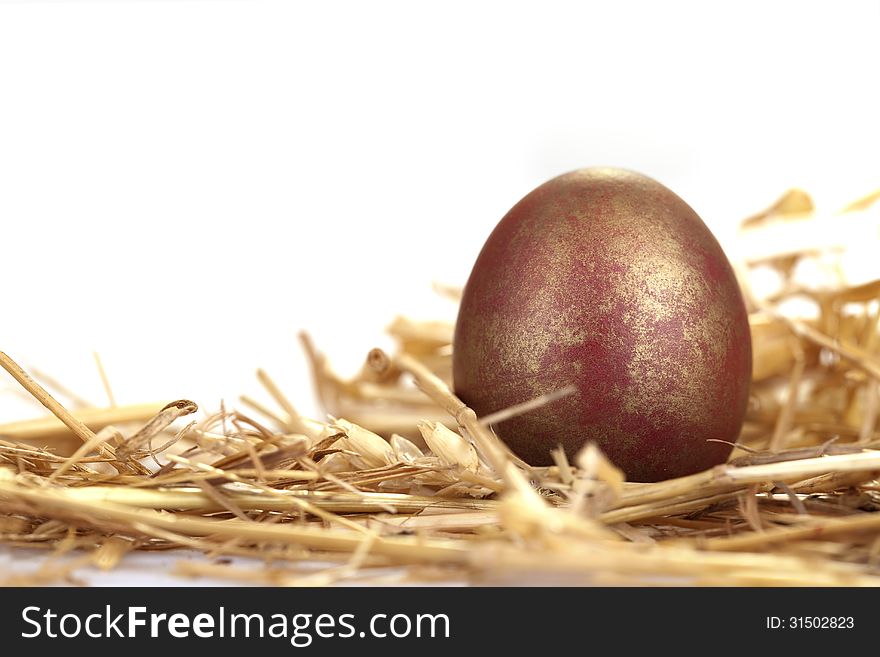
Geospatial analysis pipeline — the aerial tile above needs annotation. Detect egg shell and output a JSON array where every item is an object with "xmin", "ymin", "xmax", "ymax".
[{"xmin": 452, "ymin": 168, "xmax": 752, "ymax": 482}]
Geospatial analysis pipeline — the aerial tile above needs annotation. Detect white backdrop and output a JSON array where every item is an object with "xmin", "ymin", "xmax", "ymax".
[{"xmin": 1, "ymin": 0, "xmax": 879, "ymax": 424}]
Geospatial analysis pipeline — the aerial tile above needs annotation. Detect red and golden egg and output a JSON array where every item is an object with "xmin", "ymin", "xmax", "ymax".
[{"xmin": 453, "ymin": 168, "xmax": 751, "ymax": 482}]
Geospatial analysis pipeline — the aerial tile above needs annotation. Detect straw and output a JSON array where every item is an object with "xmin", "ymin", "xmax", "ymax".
[{"xmin": 2, "ymin": 186, "xmax": 880, "ymax": 586}]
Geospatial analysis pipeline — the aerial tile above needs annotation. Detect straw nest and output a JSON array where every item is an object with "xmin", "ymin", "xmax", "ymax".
[{"xmin": 2, "ymin": 188, "xmax": 880, "ymax": 586}]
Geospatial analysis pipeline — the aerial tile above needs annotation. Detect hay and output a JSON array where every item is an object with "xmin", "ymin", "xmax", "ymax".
[{"xmin": 2, "ymin": 187, "xmax": 880, "ymax": 586}]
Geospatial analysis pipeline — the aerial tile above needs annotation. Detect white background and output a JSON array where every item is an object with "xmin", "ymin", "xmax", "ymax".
[
  {"xmin": 0, "ymin": 1, "xmax": 879, "ymax": 583},
  {"xmin": 1, "ymin": 0, "xmax": 879, "ymax": 421}
]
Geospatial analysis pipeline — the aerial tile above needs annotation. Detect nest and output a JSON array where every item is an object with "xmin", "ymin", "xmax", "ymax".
[{"xmin": 2, "ymin": 187, "xmax": 880, "ymax": 586}]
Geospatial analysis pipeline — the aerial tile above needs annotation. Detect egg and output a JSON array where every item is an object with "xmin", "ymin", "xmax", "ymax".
[{"xmin": 452, "ymin": 168, "xmax": 751, "ymax": 482}]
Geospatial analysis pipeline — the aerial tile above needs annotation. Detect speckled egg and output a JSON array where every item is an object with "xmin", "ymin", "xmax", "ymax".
[{"xmin": 452, "ymin": 168, "xmax": 751, "ymax": 482}]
